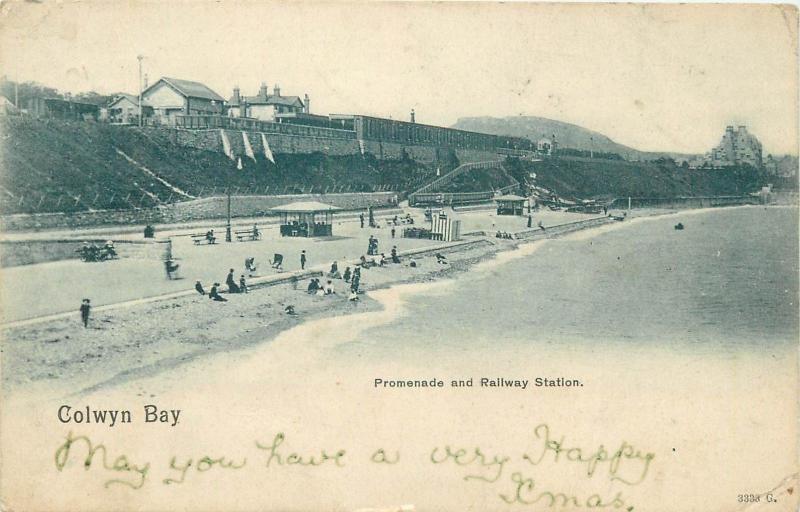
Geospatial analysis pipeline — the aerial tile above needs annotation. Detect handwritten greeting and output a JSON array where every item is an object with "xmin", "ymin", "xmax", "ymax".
[{"xmin": 54, "ymin": 423, "xmax": 654, "ymax": 510}]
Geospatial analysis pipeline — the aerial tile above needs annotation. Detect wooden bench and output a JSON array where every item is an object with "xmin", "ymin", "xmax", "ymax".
[
  {"xmin": 235, "ymin": 229, "xmax": 260, "ymax": 242},
  {"xmin": 191, "ymin": 233, "xmax": 216, "ymax": 245}
]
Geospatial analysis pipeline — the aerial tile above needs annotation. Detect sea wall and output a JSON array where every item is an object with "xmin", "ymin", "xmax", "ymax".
[
  {"xmin": 0, "ymin": 239, "xmax": 172, "ymax": 267},
  {"xmin": 0, "ymin": 192, "xmax": 398, "ymax": 232},
  {"xmin": 608, "ymin": 195, "xmax": 759, "ymax": 210}
]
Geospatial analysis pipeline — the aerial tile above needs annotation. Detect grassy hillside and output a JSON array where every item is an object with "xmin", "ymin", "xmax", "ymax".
[
  {"xmin": 0, "ymin": 117, "xmax": 440, "ymax": 215},
  {"xmin": 504, "ymin": 156, "xmax": 768, "ymax": 200},
  {"xmin": 438, "ymin": 166, "xmax": 518, "ymax": 193}
]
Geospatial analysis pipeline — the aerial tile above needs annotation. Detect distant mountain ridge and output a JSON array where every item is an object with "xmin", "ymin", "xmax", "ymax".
[{"xmin": 452, "ymin": 116, "xmax": 698, "ymax": 162}]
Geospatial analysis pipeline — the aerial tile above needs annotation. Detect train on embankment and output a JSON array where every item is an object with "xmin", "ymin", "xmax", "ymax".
[{"xmin": 170, "ymin": 112, "xmax": 537, "ymax": 154}]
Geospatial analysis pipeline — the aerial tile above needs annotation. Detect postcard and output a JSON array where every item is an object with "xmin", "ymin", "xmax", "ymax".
[{"xmin": 0, "ymin": 1, "xmax": 797, "ymax": 511}]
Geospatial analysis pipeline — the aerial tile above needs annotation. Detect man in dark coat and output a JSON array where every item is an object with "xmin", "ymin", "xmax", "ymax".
[
  {"xmin": 195, "ymin": 280, "xmax": 206, "ymax": 296},
  {"xmin": 300, "ymin": 250, "xmax": 307, "ymax": 270},
  {"xmin": 79, "ymin": 299, "xmax": 91, "ymax": 328}
]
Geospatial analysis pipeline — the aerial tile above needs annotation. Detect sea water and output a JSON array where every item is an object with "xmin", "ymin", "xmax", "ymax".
[{"xmin": 336, "ymin": 206, "xmax": 799, "ymax": 361}]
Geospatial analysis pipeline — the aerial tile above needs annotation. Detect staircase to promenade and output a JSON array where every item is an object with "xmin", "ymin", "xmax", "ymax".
[{"xmin": 407, "ymin": 160, "xmax": 520, "ymax": 206}]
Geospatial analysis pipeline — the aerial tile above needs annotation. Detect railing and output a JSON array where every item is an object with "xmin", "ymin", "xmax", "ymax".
[
  {"xmin": 160, "ymin": 114, "xmax": 357, "ymax": 140},
  {"xmin": 409, "ymin": 161, "xmax": 503, "ymax": 198},
  {"xmin": 410, "ymin": 190, "xmax": 496, "ymax": 206}
]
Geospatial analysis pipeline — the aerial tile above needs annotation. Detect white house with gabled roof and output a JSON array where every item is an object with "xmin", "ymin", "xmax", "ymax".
[{"xmin": 142, "ymin": 77, "xmax": 225, "ymax": 119}]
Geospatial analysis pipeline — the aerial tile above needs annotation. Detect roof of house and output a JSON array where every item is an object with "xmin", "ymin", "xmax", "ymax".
[
  {"xmin": 147, "ymin": 77, "xmax": 225, "ymax": 102},
  {"xmin": 270, "ymin": 201, "xmax": 341, "ymax": 213},
  {"xmin": 108, "ymin": 93, "xmax": 150, "ymax": 108},
  {"xmin": 229, "ymin": 92, "xmax": 304, "ymax": 108}
]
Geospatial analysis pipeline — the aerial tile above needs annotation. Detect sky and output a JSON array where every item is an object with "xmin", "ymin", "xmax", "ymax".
[{"xmin": 0, "ymin": 1, "xmax": 797, "ymax": 155}]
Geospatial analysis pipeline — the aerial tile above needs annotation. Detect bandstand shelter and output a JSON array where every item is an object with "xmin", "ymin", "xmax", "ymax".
[
  {"xmin": 495, "ymin": 194, "xmax": 527, "ymax": 216},
  {"xmin": 271, "ymin": 201, "xmax": 341, "ymax": 237}
]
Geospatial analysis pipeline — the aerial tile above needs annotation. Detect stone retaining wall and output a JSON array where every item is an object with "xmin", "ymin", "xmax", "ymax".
[{"xmin": 1, "ymin": 193, "xmax": 398, "ymax": 232}]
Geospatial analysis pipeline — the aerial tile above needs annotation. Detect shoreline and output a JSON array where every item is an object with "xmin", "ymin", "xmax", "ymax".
[{"xmin": 0, "ymin": 204, "xmax": 782, "ymax": 397}]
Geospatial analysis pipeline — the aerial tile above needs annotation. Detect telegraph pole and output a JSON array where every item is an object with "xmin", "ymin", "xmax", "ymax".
[{"xmin": 137, "ymin": 55, "xmax": 144, "ymax": 127}]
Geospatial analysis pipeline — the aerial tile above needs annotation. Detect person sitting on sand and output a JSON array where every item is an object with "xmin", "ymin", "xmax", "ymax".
[
  {"xmin": 226, "ymin": 269, "xmax": 241, "ymax": 293},
  {"xmin": 307, "ymin": 278, "xmax": 320, "ymax": 294},
  {"xmin": 360, "ymin": 255, "xmax": 368, "ymax": 268},
  {"xmin": 538, "ymin": 220, "xmax": 546, "ymax": 232},
  {"xmin": 209, "ymin": 283, "xmax": 227, "ymax": 301},
  {"xmin": 284, "ymin": 305, "xmax": 296, "ymax": 315},
  {"xmin": 379, "ymin": 253, "xmax": 387, "ymax": 266},
  {"xmin": 252, "ymin": 224, "xmax": 260, "ymax": 240},
  {"xmin": 342, "ymin": 267, "xmax": 352, "ymax": 283},
  {"xmin": 195, "ymin": 280, "xmax": 206, "ymax": 296},
  {"xmin": 349, "ymin": 290, "xmax": 359, "ymax": 302},
  {"xmin": 409, "ymin": 258, "xmax": 418, "ymax": 268},
  {"xmin": 245, "ymin": 257, "xmax": 257, "ymax": 274},
  {"xmin": 239, "ymin": 275, "xmax": 248, "ymax": 293},
  {"xmin": 330, "ymin": 261, "xmax": 338, "ymax": 275},
  {"xmin": 325, "ymin": 280, "xmax": 335, "ymax": 295},
  {"xmin": 206, "ymin": 230, "xmax": 216, "ymax": 244},
  {"xmin": 436, "ymin": 253, "xmax": 448, "ymax": 264}
]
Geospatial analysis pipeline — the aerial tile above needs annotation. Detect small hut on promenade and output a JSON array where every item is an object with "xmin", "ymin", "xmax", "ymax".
[
  {"xmin": 271, "ymin": 201, "xmax": 340, "ymax": 237},
  {"xmin": 494, "ymin": 194, "xmax": 527, "ymax": 216}
]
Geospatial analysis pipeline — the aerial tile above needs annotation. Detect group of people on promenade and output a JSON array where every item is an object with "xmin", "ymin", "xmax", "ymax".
[{"xmin": 77, "ymin": 241, "xmax": 117, "ymax": 262}]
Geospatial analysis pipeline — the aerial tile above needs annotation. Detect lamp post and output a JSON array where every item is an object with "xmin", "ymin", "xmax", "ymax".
[
  {"xmin": 226, "ymin": 157, "xmax": 242, "ymax": 242},
  {"xmin": 137, "ymin": 55, "xmax": 144, "ymax": 127}
]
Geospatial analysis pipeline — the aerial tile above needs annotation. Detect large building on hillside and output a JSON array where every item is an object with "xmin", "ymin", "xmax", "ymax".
[
  {"xmin": 694, "ymin": 125, "xmax": 763, "ymax": 168},
  {"xmin": 227, "ymin": 83, "xmax": 308, "ymax": 121},
  {"xmin": 142, "ymin": 77, "xmax": 225, "ymax": 118}
]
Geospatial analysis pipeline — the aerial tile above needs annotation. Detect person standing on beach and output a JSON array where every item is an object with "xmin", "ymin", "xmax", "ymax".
[
  {"xmin": 391, "ymin": 226, "xmax": 396, "ymax": 239},
  {"xmin": 300, "ymin": 250, "xmax": 307, "ymax": 270},
  {"xmin": 79, "ymin": 299, "xmax": 91, "ymax": 328},
  {"xmin": 360, "ymin": 212, "xmax": 365, "ymax": 229},
  {"xmin": 527, "ymin": 214, "xmax": 532, "ymax": 228},
  {"xmin": 195, "ymin": 280, "xmax": 206, "ymax": 296}
]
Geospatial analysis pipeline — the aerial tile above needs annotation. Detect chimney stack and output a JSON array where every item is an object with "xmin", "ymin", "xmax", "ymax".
[
  {"xmin": 304, "ymin": 93, "xmax": 310, "ymax": 114},
  {"xmin": 410, "ymin": 108, "xmax": 415, "ymax": 123},
  {"xmin": 259, "ymin": 82, "xmax": 268, "ymax": 98},
  {"xmin": 240, "ymin": 98, "xmax": 247, "ymax": 118},
  {"xmin": 233, "ymin": 85, "xmax": 241, "ymax": 103},
  {"xmin": 274, "ymin": 84, "xmax": 281, "ymax": 97}
]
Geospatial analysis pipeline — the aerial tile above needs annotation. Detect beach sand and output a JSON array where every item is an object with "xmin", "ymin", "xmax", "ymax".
[{"xmin": 1, "ymin": 205, "xmax": 796, "ymax": 512}]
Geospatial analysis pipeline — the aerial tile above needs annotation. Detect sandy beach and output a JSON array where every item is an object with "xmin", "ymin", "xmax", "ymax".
[{"xmin": 1, "ymin": 205, "xmax": 797, "ymax": 512}]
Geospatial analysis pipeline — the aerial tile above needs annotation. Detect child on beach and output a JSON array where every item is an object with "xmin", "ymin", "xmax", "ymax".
[{"xmin": 239, "ymin": 275, "xmax": 249, "ymax": 293}]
